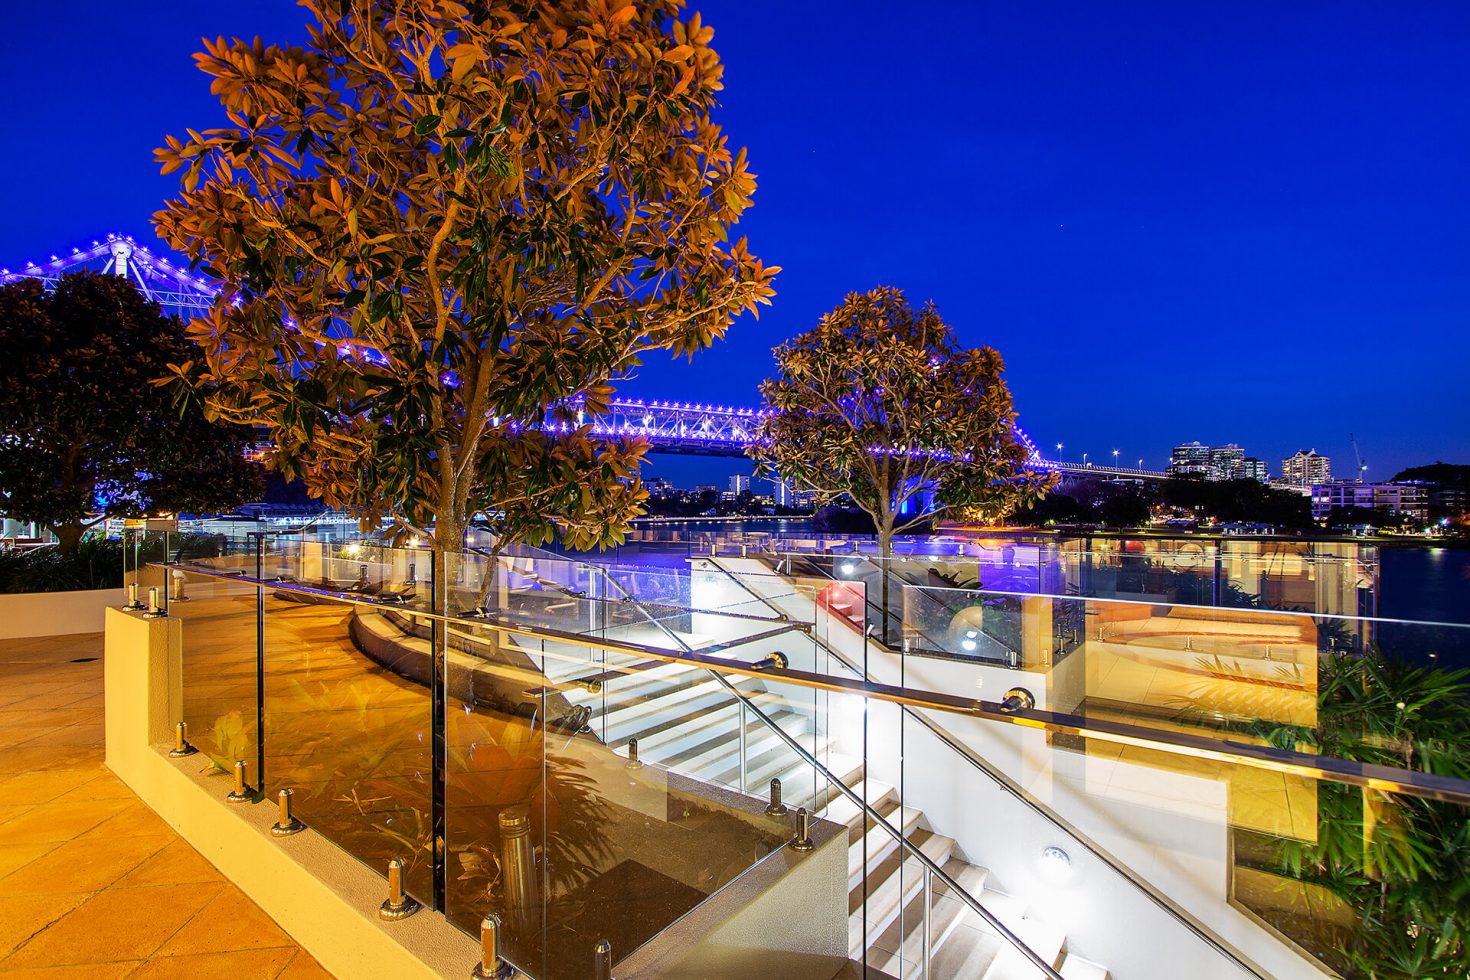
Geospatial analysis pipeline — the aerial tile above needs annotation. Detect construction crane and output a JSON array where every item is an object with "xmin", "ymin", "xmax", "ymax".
[{"xmin": 1350, "ymin": 433, "xmax": 1368, "ymax": 482}]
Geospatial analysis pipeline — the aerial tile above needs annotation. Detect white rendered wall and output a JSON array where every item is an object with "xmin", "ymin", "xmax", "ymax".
[{"xmin": 0, "ymin": 587, "xmax": 126, "ymax": 638}]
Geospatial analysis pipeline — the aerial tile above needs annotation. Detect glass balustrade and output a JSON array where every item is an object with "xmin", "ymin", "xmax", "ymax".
[
  {"xmin": 260, "ymin": 542, "xmax": 436, "ymax": 904},
  {"xmin": 163, "ymin": 531, "xmax": 264, "ymax": 795},
  {"xmin": 133, "ymin": 530, "xmax": 1469, "ymax": 980}
]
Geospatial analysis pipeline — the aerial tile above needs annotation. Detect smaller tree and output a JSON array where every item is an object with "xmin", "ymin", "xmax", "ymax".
[
  {"xmin": 750, "ymin": 287, "xmax": 1054, "ymax": 556},
  {"xmin": 0, "ymin": 273, "xmax": 262, "ymax": 552}
]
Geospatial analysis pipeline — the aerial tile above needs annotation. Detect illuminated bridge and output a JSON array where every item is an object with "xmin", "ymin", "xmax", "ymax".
[{"xmin": 2, "ymin": 232, "xmax": 1166, "ymax": 480}]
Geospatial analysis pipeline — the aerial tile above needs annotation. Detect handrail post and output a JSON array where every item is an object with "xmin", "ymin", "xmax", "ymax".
[
  {"xmin": 593, "ymin": 939, "xmax": 613, "ymax": 980},
  {"xmin": 738, "ymin": 700, "xmax": 748, "ymax": 793},
  {"xmin": 253, "ymin": 531, "xmax": 266, "ymax": 827},
  {"xmin": 923, "ymin": 867, "xmax": 932, "ymax": 977}
]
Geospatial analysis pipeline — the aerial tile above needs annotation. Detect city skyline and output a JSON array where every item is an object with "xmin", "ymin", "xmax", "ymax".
[{"xmin": 1, "ymin": 1, "xmax": 1465, "ymax": 480}]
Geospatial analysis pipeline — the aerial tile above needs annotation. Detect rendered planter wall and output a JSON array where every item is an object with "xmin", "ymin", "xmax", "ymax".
[{"xmin": 0, "ymin": 587, "xmax": 126, "ymax": 639}]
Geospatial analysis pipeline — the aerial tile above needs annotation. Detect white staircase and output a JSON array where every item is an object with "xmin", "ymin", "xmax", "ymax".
[{"xmin": 532, "ymin": 640, "xmax": 1109, "ymax": 980}]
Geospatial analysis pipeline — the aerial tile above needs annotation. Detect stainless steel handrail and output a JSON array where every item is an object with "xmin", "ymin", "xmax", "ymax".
[
  {"xmin": 908, "ymin": 581, "xmax": 1470, "ymax": 632},
  {"xmin": 151, "ymin": 560, "xmax": 1470, "ymax": 807},
  {"xmin": 710, "ymin": 669, "xmax": 1066, "ymax": 980},
  {"xmin": 540, "ymin": 554, "xmax": 1064, "ymax": 975},
  {"xmin": 706, "ymin": 555, "xmax": 1269, "ymax": 976}
]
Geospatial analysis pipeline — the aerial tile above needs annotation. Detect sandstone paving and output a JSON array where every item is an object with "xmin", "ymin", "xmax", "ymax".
[{"xmin": 0, "ymin": 632, "xmax": 331, "ymax": 978}]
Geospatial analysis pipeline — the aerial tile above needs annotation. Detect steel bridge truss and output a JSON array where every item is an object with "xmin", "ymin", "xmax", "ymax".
[
  {"xmin": 3, "ymin": 232, "xmax": 1166, "ymax": 478},
  {"xmin": 0, "ymin": 233, "xmax": 216, "ymax": 319}
]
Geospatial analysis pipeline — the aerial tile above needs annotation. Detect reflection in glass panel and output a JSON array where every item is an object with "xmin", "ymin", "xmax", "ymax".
[
  {"xmin": 260, "ymin": 582, "xmax": 434, "ymax": 902},
  {"xmin": 442, "ymin": 620, "xmax": 792, "ymax": 979},
  {"xmin": 170, "ymin": 562, "xmax": 260, "ymax": 782}
]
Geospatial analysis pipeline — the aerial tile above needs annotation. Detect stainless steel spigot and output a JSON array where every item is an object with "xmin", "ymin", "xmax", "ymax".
[
  {"xmin": 226, "ymin": 760, "xmax": 252, "ymax": 802},
  {"xmin": 470, "ymin": 913, "xmax": 516, "ymax": 979},
  {"xmin": 766, "ymin": 777, "xmax": 788, "ymax": 816},
  {"xmin": 379, "ymin": 857, "xmax": 421, "ymax": 920},
  {"xmin": 168, "ymin": 721, "xmax": 197, "ymax": 758},
  {"xmin": 271, "ymin": 788, "xmax": 306, "ymax": 836},
  {"xmin": 791, "ymin": 806, "xmax": 814, "ymax": 851}
]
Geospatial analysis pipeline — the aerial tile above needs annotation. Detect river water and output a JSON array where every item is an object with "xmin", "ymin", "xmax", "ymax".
[
  {"xmin": 598, "ymin": 519, "xmax": 1470, "ymax": 665},
  {"xmin": 1378, "ymin": 545, "xmax": 1470, "ymax": 668}
]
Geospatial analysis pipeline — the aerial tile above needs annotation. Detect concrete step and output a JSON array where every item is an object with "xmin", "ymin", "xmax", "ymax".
[
  {"xmin": 847, "ymin": 832, "xmax": 957, "ymax": 959},
  {"xmin": 594, "ymin": 676, "xmax": 732, "ymax": 739},
  {"xmin": 1060, "ymin": 954, "xmax": 1110, "ymax": 980},
  {"xmin": 768, "ymin": 752, "xmax": 866, "ymax": 813},
  {"xmin": 598, "ymin": 683, "xmax": 758, "ymax": 754},
  {"xmin": 823, "ymin": 779, "xmax": 896, "ymax": 828},
  {"xmin": 849, "ymin": 805, "xmax": 923, "ymax": 888},
  {"xmin": 865, "ymin": 857, "xmax": 989, "ymax": 977},
  {"xmin": 665, "ymin": 719, "xmax": 816, "ymax": 789},
  {"xmin": 978, "ymin": 907, "xmax": 1067, "ymax": 980}
]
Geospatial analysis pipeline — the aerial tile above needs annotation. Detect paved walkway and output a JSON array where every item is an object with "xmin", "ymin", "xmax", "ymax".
[{"xmin": 0, "ymin": 632, "xmax": 333, "ymax": 979}]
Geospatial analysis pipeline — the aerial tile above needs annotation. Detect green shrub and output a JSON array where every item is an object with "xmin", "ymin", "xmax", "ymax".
[{"xmin": 0, "ymin": 537, "xmax": 124, "ymax": 593}]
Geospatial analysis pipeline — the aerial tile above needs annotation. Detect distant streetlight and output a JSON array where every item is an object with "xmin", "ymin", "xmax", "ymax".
[
  {"xmin": 1112, "ymin": 449, "xmax": 1120, "ymax": 466},
  {"xmin": 1055, "ymin": 442, "xmax": 1063, "ymax": 459},
  {"xmin": 1137, "ymin": 458, "xmax": 1144, "ymax": 469},
  {"xmin": 1082, "ymin": 452, "xmax": 1089, "ymax": 467}
]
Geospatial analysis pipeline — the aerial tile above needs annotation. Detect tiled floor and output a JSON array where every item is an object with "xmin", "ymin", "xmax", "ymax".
[{"xmin": 0, "ymin": 631, "xmax": 333, "ymax": 979}]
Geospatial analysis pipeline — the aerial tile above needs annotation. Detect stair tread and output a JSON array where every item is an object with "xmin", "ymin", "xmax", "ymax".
[
  {"xmin": 848, "ymin": 806, "xmax": 923, "ymax": 882},
  {"xmin": 847, "ymin": 833, "xmax": 957, "ymax": 957},
  {"xmin": 824, "ymin": 779, "xmax": 895, "ymax": 826},
  {"xmin": 866, "ymin": 858, "xmax": 991, "ymax": 977},
  {"xmin": 525, "ymin": 586, "xmax": 1111, "ymax": 980},
  {"xmin": 979, "ymin": 917, "xmax": 1066, "ymax": 980},
  {"xmin": 1060, "ymin": 954, "xmax": 1110, "ymax": 980}
]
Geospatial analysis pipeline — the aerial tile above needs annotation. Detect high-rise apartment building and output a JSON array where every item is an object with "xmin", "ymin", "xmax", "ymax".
[
  {"xmin": 1282, "ymin": 450, "xmax": 1331, "ymax": 490},
  {"xmin": 1168, "ymin": 442, "xmax": 1211, "ymax": 478},
  {"xmin": 729, "ymin": 473, "xmax": 751, "ymax": 496},
  {"xmin": 1168, "ymin": 442, "xmax": 1265, "ymax": 481},
  {"xmin": 1207, "ymin": 444, "xmax": 1245, "ymax": 482}
]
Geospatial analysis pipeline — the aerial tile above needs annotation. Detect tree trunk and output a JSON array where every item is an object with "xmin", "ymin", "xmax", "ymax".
[
  {"xmin": 473, "ymin": 544, "xmax": 503, "ymax": 612},
  {"xmin": 50, "ymin": 521, "xmax": 85, "ymax": 555},
  {"xmin": 432, "ymin": 514, "xmax": 466, "ymax": 622},
  {"xmin": 878, "ymin": 524, "xmax": 894, "ymax": 645}
]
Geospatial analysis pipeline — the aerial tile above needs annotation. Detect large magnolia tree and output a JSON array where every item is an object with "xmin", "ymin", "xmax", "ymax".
[
  {"xmin": 154, "ymin": 0, "xmax": 776, "ymax": 557},
  {"xmin": 750, "ymin": 287, "xmax": 1053, "ymax": 555}
]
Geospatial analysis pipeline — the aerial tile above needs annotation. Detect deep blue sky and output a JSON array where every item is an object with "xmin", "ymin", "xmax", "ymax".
[{"xmin": 1, "ymin": 2, "xmax": 1465, "ymax": 487}]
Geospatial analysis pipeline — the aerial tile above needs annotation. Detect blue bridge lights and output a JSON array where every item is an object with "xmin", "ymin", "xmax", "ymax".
[{"xmin": 2, "ymin": 232, "xmax": 1164, "ymax": 479}]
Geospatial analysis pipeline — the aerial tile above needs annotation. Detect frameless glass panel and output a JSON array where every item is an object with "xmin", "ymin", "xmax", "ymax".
[
  {"xmin": 259, "ymin": 567, "xmax": 434, "ymax": 901},
  {"xmin": 440, "ymin": 613, "xmax": 791, "ymax": 979},
  {"xmin": 165, "ymin": 542, "xmax": 261, "ymax": 787},
  {"xmin": 981, "ymin": 714, "xmax": 1470, "ymax": 979},
  {"xmin": 262, "ymin": 531, "xmax": 432, "ymax": 614}
]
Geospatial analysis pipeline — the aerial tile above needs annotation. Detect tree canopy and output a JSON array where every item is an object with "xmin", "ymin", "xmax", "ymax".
[
  {"xmin": 154, "ymin": 0, "xmax": 776, "ymax": 552},
  {"xmin": 1391, "ymin": 462, "xmax": 1470, "ymax": 490},
  {"xmin": 1161, "ymin": 475, "xmax": 1313, "ymax": 529},
  {"xmin": 0, "ymin": 273, "xmax": 262, "ymax": 552},
  {"xmin": 749, "ymin": 287, "xmax": 1052, "ymax": 552}
]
